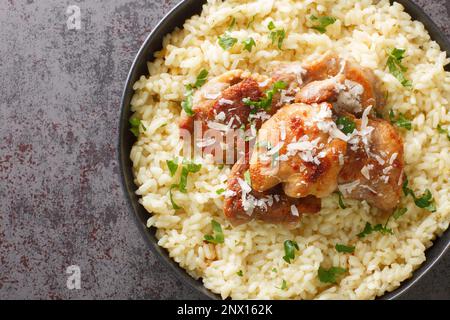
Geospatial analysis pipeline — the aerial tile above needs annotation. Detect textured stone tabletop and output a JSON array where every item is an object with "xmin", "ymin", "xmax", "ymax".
[{"xmin": 0, "ymin": 0, "xmax": 449, "ymax": 300}]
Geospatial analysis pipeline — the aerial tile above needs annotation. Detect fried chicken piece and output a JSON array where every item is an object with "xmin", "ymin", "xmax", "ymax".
[
  {"xmin": 270, "ymin": 52, "xmax": 385, "ymax": 115},
  {"xmin": 338, "ymin": 111, "xmax": 404, "ymax": 211},
  {"xmin": 179, "ymin": 70, "xmax": 260, "ymax": 133},
  {"xmin": 179, "ymin": 70, "xmax": 297, "ymax": 164},
  {"xmin": 249, "ymin": 103, "xmax": 347, "ymax": 199},
  {"xmin": 223, "ymin": 155, "xmax": 321, "ymax": 226}
]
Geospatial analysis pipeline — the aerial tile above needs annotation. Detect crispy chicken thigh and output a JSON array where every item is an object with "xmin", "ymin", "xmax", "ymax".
[
  {"xmin": 271, "ymin": 52, "xmax": 385, "ymax": 115},
  {"xmin": 179, "ymin": 70, "xmax": 266, "ymax": 133},
  {"xmin": 249, "ymin": 103, "xmax": 347, "ymax": 198},
  {"xmin": 179, "ymin": 70, "xmax": 296, "ymax": 164},
  {"xmin": 338, "ymin": 112, "xmax": 404, "ymax": 211},
  {"xmin": 223, "ymin": 155, "xmax": 321, "ymax": 226}
]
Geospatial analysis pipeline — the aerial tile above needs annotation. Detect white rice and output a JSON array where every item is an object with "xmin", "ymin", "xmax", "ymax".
[{"xmin": 130, "ymin": 0, "xmax": 450, "ymax": 300}]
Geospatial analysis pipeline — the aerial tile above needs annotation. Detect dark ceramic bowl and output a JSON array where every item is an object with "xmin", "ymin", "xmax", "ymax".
[{"xmin": 119, "ymin": 0, "xmax": 450, "ymax": 300}]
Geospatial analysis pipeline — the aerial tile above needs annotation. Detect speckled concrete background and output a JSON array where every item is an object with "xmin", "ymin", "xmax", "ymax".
[{"xmin": 0, "ymin": 0, "xmax": 449, "ymax": 300}]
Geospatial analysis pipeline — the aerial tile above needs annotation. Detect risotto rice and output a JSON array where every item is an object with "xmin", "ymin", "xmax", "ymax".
[{"xmin": 129, "ymin": 0, "xmax": 449, "ymax": 299}]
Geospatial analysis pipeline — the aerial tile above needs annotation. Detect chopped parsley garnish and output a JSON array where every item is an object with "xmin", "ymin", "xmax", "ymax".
[
  {"xmin": 280, "ymin": 279, "xmax": 288, "ymax": 290},
  {"xmin": 179, "ymin": 160, "xmax": 202, "ymax": 193},
  {"xmin": 402, "ymin": 176, "xmax": 436, "ymax": 212},
  {"xmin": 336, "ymin": 116, "xmax": 356, "ymax": 135},
  {"xmin": 243, "ymin": 37, "xmax": 256, "ymax": 52},
  {"xmin": 282, "ymin": 240, "xmax": 299, "ymax": 264},
  {"xmin": 166, "ymin": 158, "xmax": 179, "ymax": 177},
  {"xmin": 236, "ymin": 270, "xmax": 243, "ymax": 277},
  {"xmin": 318, "ymin": 266, "xmax": 346, "ymax": 284},
  {"xmin": 168, "ymin": 160, "xmax": 202, "ymax": 208},
  {"xmin": 268, "ymin": 21, "xmax": 286, "ymax": 49},
  {"xmin": 216, "ymin": 188, "xmax": 226, "ymax": 195},
  {"xmin": 402, "ymin": 177, "xmax": 410, "ymax": 197},
  {"xmin": 310, "ymin": 15, "xmax": 337, "ymax": 34},
  {"xmin": 129, "ymin": 118, "xmax": 144, "ymax": 137},
  {"xmin": 272, "ymin": 268, "xmax": 278, "ymax": 273},
  {"xmin": 243, "ymin": 81, "xmax": 287, "ymax": 112},
  {"xmin": 244, "ymin": 170, "xmax": 252, "ymax": 187},
  {"xmin": 335, "ymin": 244, "xmax": 355, "ymax": 254},
  {"xmin": 336, "ymin": 191, "xmax": 347, "ymax": 209},
  {"xmin": 218, "ymin": 32, "xmax": 238, "ymax": 50},
  {"xmin": 389, "ymin": 109, "xmax": 412, "ymax": 130},
  {"xmin": 386, "ymin": 48, "xmax": 412, "ymax": 88},
  {"xmin": 204, "ymin": 220, "xmax": 225, "ymax": 244},
  {"xmin": 181, "ymin": 69, "xmax": 209, "ymax": 117},
  {"xmin": 181, "ymin": 85, "xmax": 194, "ymax": 116},
  {"xmin": 169, "ymin": 184, "xmax": 181, "ymax": 210},
  {"xmin": 413, "ymin": 189, "xmax": 436, "ymax": 212},
  {"xmin": 380, "ymin": 207, "xmax": 408, "ymax": 234},
  {"xmin": 392, "ymin": 207, "xmax": 408, "ymax": 220},
  {"xmin": 357, "ymin": 222, "xmax": 393, "ymax": 238},
  {"xmin": 437, "ymin": 124, "xmax": 450, "ymax": 141},
  {"xmin": 193, "ymin": 69, "xmax": 209, "ymax": 89}
]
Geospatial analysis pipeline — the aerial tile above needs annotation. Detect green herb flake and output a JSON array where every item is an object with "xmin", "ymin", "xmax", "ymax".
[
  {"xmin": 129, "ymin": 118, "xmax": 142, "ymax": 137},
  {"xmin": 357, "ymin": 222, "xmax": 393, "ymax": 238},
  {"xmin": 267, "ymin": 22, "xmax": 286, "ymax": 49},
  {"xmin": 166, "ymin": 158, "xmax": 179, "ymax": 177},
  {"xmin": 216, "ymin": 188, "xmax": 226, "ymax": 195},
  {"xmin": 336, "ymin": 191, "xmax": 347, "ymax": 209},
  {"xmin": 402, "ymin": 177, "xmax": 436, "ymax": 212},
  {"xmin": 244, "ymin": 170, "xmax": 252, "ymax": 187},
  {"xmin": 181, "ymin": 85, "xmax": 194, "ymax": 116},
  {"xmin": 389, "ymin": 110, "xmax": 412, "ymax": 130},
  {"xmin": 310, "ymin": 15, "xmax": 337, "ymax": 34},
  {"xmin": 336, "ymin": 116, "xmax": 356, "ymax": 135},
  {"xmin": 386, "ymin": 48, "xmax": 412, "ymax": 88},
  {"xmin": 193, "ymin": 69, "xmax": 209, "ymax": 89},
  {"xmin": 318, "ymin": 266, "xmax": 346, "ymax": 284},
  {"xmin": 272, "ymin": 268, "xmax": 278, "ymax": 273},
  {"xmin": 178, "ymin": 160, "xmax": 202, "ymax": 193},
  {"xmin": 393, "ymin": 207, "xmax": 408, "ymax": 220},
  {"xmin": 243, "ymin": 80, "xmax": 287, "ymax": 111},
  {"xmin": 282, "ymin": 240, "xmax": 299, "ymax": 264},
  {"xmin": 169, "ymin": 184, "xmax": 181, "ymax": 210},
  {"xmin": 335, "ymin": 244, "xmax": 355, "ymax": 254},
  {"xmin": 414, "ymin": 189, "xmax": 436, "ymax": 212},
  {"xmin": 218, "ymin": 33, "xmax": 238, "ymax": 50},
  {"xmin": 243, "ymin": 37, "xmax": 256, "ymax": 52},
  {"xmin": 280, "ymin": 279, "xmax": 288, "ymax": 290},
  {"xmin": 236, "ymin": 270, "xmax": 243, "ymax": 277},
  {"xmin": 204, "ymin": 220, "xmax": 225, "ymax": 244},
  {"xmin": 437, "ymin": 124, "xmax": 450, "ymax": 141}
]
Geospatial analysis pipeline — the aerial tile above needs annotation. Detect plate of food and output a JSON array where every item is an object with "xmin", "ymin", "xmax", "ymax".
[{"xmin": 119, "ymin": 0, "xmax": 450, "ymax": 300}]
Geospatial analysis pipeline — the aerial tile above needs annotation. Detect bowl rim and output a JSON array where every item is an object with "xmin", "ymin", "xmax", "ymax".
[{"xmin": 118, "ymin": 0, "xmax": 450, "ymax": 300}]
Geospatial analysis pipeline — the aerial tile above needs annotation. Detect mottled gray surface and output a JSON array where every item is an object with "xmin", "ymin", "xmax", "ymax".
[{"xmin": 0, "ymin": 0, "xmax": 448, "ymax": 300}]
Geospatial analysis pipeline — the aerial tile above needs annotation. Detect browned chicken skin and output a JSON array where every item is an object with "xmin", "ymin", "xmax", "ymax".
[
  {"xmin": 224, "ymin": 155, "xmax": 321, "ymax": 226},
  {"xmin": 338, "ymin": 113, "xmax": 404, "ymax": 211},
  {"xmin": 179, "ymin": 70, "xmax": 265, "ymax": 133},
  {"xmin": 179, "ymin": 70, "xmax": 294, "ymax": 164},
  {"xmin": 249, "ymin": 103, "xmax": 347, "ymax": 198},
  {"xmin": 273, "ymin": 52, "xmax": 385, "ymax": 115}
]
